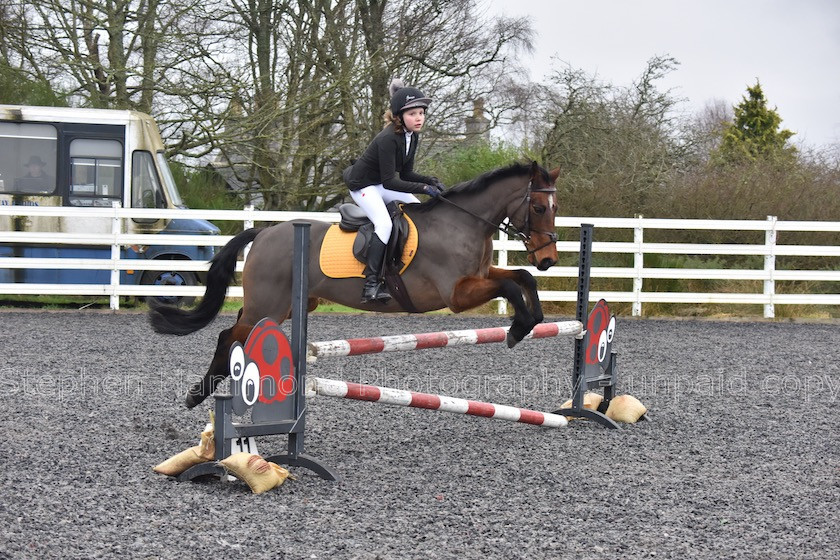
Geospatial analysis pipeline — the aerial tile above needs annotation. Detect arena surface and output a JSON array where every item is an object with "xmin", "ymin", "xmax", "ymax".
[{"xmin": 1, "ymin": 310, "xmax": 837, "ymax": 559}]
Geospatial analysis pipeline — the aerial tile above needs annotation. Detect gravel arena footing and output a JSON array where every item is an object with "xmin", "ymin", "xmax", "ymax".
[{"xmin": 1, "ymin": 310, "xmax": 837, "ymax": 559}]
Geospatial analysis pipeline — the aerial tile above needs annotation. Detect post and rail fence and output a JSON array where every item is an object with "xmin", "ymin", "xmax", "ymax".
[{"xmin": 1, "ymin": 204, "xmax": 838, "ymax": 317}]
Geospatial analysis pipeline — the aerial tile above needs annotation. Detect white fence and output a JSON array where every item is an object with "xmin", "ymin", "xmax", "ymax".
[{"xmin": 1, "ymin": 205, "xmax": 839, "ymax": 317}]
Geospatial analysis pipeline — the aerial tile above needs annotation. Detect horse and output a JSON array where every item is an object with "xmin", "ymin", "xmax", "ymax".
[{"xmin": 150, "ymin": 161, "xmax": 560, "ymax": 408}]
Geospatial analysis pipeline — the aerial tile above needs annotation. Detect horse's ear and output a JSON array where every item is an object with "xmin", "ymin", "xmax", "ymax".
[
  {"xmin": 529, "ymin": 160, "xmax": 540, "ymax": 175},
  {"xmin": 548, "ymin": 167, "xmax": 561, "ymax": 183}
]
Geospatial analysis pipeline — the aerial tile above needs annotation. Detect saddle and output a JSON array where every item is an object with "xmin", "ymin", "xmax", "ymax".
[
  {"xmin": 338, "ymin": 201, "xmax": 411, "ymax": 272},
  {"xmin": 335, "ymin": 201, "xmax": 418, "ymax": 313}
]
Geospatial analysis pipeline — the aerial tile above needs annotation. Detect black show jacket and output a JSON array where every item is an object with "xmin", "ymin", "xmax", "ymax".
[{"xmin": 343, "ymin": 123, "xmax": 434, "ymax": 193}]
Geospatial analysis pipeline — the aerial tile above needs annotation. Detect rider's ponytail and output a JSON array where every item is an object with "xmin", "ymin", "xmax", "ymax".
[{"xmin": 383, "ymin": 109, "xmax": 405, "ymax": 133}]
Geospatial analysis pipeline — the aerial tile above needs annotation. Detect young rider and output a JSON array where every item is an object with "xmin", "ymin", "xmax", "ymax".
[{"xmin": 342, "ymin": 79, "xmax": 445, "ymax": 304}]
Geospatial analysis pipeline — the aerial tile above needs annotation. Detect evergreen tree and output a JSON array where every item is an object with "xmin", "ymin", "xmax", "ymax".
[{"xmin": 713, "ymin": 81, "xmax": 795, "ymax": 164}]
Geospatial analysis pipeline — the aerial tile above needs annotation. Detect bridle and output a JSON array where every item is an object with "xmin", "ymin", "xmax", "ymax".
[{"xmin": 436, "ymin": 179, "xmax": 558, "ymax": 255}]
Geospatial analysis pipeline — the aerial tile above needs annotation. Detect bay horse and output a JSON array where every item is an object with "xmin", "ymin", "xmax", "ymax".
[{"xmin": 150, "ymin": 161, "xmax": 560, "ymax": 408}]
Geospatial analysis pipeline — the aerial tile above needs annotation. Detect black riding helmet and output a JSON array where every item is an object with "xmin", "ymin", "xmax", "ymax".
[{"xmin": 389, "ymin": 78, "xmax": 432, "ymax": 116}]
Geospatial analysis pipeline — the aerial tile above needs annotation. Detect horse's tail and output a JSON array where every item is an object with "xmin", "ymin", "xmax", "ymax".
[{"xmin": 148, "ymin": 228, "xmax": 262, "ymax": 335}]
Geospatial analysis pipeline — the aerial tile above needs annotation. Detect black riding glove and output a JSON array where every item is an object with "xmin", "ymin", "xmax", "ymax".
[{"xmin": 423, "ymin": 184, "xmax": 443, "ymax": 197}]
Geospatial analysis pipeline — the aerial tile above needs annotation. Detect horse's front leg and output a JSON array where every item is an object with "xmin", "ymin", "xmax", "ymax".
[
  {"xmin": 488, "ymin": 266, "xmax": 544, "ymax": 324},
  {"xmin": 449, "ymin": 275, "xmax": 536, "ymax": 348},
  {"xmin": 185, "ymin": 322, "xmax": 254, "ymax": 409}
]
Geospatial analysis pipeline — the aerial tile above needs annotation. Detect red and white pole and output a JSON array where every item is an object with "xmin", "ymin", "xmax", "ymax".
[
  {"xmin": 310, "ymin": 378, "xmax": 568, "ymax": 428},
  {"xmin": 307, "ymin": 320, "xmax": 583, "ymax": 361}
]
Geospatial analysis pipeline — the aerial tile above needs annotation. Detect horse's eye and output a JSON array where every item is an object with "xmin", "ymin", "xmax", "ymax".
[{"xmin": 533, "ymin": 205, "xmax": 546, "ymax": 215}]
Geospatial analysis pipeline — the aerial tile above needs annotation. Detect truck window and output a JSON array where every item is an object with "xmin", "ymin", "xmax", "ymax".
[
  {"xmin": 156, "ymin": 152, "xmax": 184, "ymax": 207},
  {"xmin": 132, "ymin": 150, "xmax": 166, "ymax": 209},
  {"xmin": 68, "ymin": 138, "xmax": 123, "ymax": 207},
  {"xmin": 0, "ymin": 122, "xmax": 58, "ymax": 194}
]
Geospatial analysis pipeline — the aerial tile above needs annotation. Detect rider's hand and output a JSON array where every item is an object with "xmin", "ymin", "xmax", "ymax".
[
  {"xmin": 430, "ymin": 177, "xmax": 447, "ymax": 191},
  {"xmin": 423, "ymin": 184, "xmax": 443, "ymax": 197}
]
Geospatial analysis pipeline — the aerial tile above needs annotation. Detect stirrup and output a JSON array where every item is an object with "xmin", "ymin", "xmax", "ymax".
[
  {"xmin": 373, "ymin": 282, "xmax": 391, "ymax": 303},
  {"xmin": 361, "ymin": 279, "xmax": 381, "ymax": 303},
  {"xmin": 361, "ymin": 280, "xmax": 390, "ymax": 304}
]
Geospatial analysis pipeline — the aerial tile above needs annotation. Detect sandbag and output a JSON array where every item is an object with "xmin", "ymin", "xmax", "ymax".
[
  {"xmin": 605, "ymin": 394, "xmax": 647, "ymax": 423},
  {"xmin": 153, "ymin": 423, "xmax": 215, "ymax": 476},
  {"xmin": 559, "ymin": 392, "xmax": 604, "ymax": 420},
  {"xmin": 219, "ymin": 452, "xmax": 291, "ymax": 494},
  {"xmin": 197, "ymin": 424, "xmax": 215, "ymax": 458},
  {"xmin": 153, "ymin": 445, "xmax": 214, "ymax": 476}
]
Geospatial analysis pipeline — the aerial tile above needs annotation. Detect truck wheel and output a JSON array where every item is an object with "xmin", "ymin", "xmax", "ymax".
[{"xmin": 141, "ymin": 269, "xmax": 198, "ymax": 307}]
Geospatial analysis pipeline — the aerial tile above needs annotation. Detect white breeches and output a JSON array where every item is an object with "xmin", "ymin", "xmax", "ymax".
[{"xmin": 349, "ymin": 184, "xmax": 419, "ymax": 243}]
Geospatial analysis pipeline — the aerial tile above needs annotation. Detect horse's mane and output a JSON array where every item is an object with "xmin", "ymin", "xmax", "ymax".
[{"xmin": 410, "ymin": 161, "xmax": 546, "ymax": 214}]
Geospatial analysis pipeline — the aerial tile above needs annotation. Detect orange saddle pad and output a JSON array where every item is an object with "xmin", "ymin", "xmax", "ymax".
[{"xmin": 320, "ymin": 215, "xmax": 419, "ymax": 279}]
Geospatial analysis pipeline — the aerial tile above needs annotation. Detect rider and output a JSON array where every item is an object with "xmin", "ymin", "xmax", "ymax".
[{"xmin": 342, "ymin": 78, "xmax": 445, "ymax": 304}]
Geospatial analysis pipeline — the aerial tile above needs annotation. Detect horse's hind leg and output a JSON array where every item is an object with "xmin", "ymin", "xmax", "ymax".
[
  {"xmin": 449, "ymin": 275, "xmax": 536, "ymax": 348},
  {"xmin": 185, "ymin": 322, "xmax": 255, "ymax": 409}
]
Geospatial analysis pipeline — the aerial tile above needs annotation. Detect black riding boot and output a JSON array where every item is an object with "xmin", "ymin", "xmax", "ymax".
[{"xmin": 361, "ymin": 236, "xmax": 391, "ymax": 303}]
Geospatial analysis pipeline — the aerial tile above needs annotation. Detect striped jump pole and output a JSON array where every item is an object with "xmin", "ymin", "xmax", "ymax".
[
  {"xmin": 307, "ymin": 320, "xmax": 583, "ymax": 361},
  {"xmin": 308, "ymin": 377, "xmax": 568, "ymax": 428}
]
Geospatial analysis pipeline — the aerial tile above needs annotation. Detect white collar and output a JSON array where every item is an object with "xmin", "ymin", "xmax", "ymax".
[{"xmin": 404, "ymin": 131, "xmax": 413, "ymax": 155}]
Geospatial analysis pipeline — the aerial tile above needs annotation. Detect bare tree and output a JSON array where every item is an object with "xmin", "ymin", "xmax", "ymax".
[
  {"xmin": 197, "ymin": 0, "xmax": 534, "ymax": 210},
  {"xmin": 531, "ymin": 55, "xmax": 686, "ymax": 217},
  {"xmin": 3, "ymin": 1, "xmax": 202, "ymax": 111},
  {"xmin": 192, "ymin": 0, "xmax": 366, "ymax": 209},
  {"xmin": 679, "ymin": 99, "xmax": 732, "ymax": 166},
  {"xmin": 4, "ymin": 0, "xmax": 534, "ymax": 210},
  {"xmin": 374, "ymin": 0, "xmax": 534, "ymax": 141}
]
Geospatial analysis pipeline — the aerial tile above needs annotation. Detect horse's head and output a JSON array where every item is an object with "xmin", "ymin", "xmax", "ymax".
[
  {"xmin": 520, "ymin": 162, "xmax": 559, "ymax": 271},
  {"xmin": 422, "ymin": 161, "xmax": 559, "ymax": 270}
]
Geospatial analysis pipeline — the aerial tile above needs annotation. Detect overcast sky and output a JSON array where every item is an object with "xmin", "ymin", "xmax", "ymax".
[{"xmin": 487, "ymin": 0, "xmax": 840, "ymax": 148}]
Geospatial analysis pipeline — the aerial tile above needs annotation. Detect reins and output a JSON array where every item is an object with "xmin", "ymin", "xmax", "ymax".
[{"xmin": 436, "ymin": 180, "xmax": 558, "ymax": 255}]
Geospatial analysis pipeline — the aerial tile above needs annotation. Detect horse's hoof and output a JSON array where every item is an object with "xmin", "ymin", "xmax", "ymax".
[
  {"xmin": 184, "ymin": 391, "xmax": 205, "ymax": 409},
  {"xmin": 507, "ymin": 320, "xmax": 537, "ymax": 348}
]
